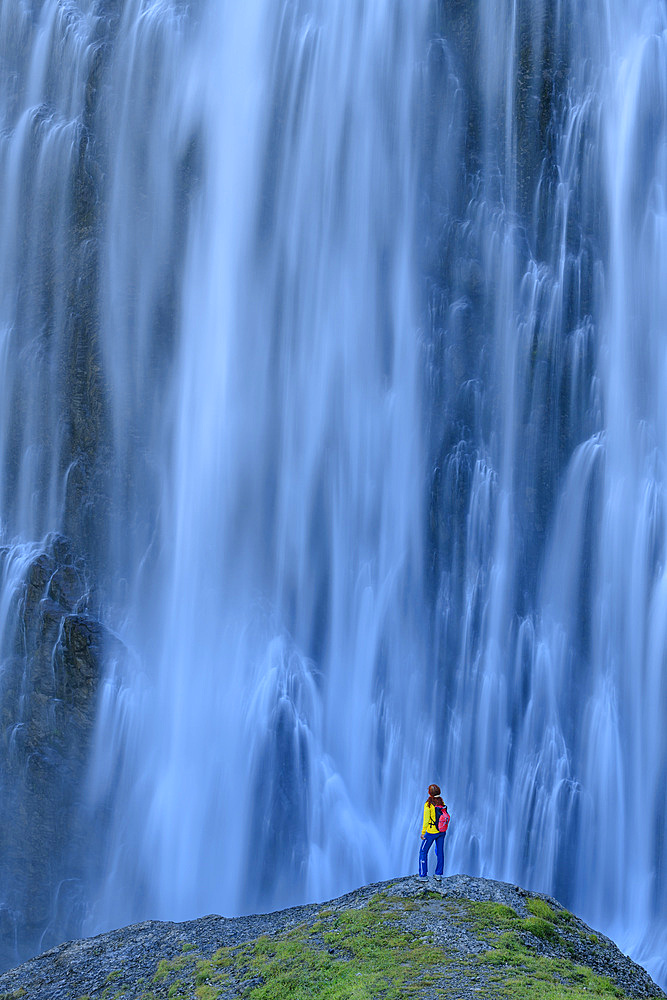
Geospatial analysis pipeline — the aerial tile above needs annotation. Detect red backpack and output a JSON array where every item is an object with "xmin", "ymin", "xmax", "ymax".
[{"xmin": 434, "ymin": 805, "xmax": 450, "ymax": 833}]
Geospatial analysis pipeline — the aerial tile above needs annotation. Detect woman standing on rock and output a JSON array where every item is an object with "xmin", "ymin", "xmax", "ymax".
[{"xmin": 418, "ymin": 784, "xmax": 450, "ymax": 881}]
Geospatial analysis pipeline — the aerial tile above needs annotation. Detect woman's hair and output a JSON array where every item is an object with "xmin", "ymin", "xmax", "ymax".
[{"xmin": 427, "ymin": 783, "xmax": 445, "ymax": 808}]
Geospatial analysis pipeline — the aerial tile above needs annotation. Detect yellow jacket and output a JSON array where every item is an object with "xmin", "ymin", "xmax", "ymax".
[{"xmin": 421, "ymin": 801, "xmax": 440, "ymax": 836}]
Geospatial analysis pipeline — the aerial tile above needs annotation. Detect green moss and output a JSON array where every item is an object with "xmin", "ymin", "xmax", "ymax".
[
  {"xmin": 139, "ymin": 892, "xmax": 630, "ymax": 1000},
  {"xmin": 211, "ymin": 947, "xmax": 233, "ymax": 969},
  {"xmin": 463, "ymin": 900, "xmax": 519, "ymax": 925},
  {"xmin": 152, "ymin": 952, "xmax": 194, "ymax": 984},
  {"xmin": 478, "ymin": 928, "xmax": 625, "ymax": 998},
  {"xmin": 238, "ymin": 924, "xmax": 446, "ymax": 1000},
  {"xmin": 526, "ymin": 897, "xmax": 557, "ymax": 922},
  {"xmin": 195, "ymin": 987, "xmax": 220, "ymax": 1000},
  {"xmin": 523, "ymin": 916, "xmax": 561, "ymax": 943},
  {"xmin": 456, "ymin": 898, "xmax": 520, "ymax": 941},
  {"xmin": 527, "ymin": 897, "xmax": 576, "ymax": 929},
  {"xmin": 139, "ymin": 896, "xmax": 448, "ymax": 1000},
  {"xmin": 195, "ymin": 959, "xmax": 217, "ymax": 985},
  {"xmin": 234, "ymin": 896, "xmax": 460, "ymax": 999},
  {"xmin": 96, "ymin": 986, "xmax": 128, "ymax": 1000},
  {"xmin": 497, "ymin": 931, "xmax": 523, "ymax": 952},
  {"xmin": 153, "ymin": 959, "xmax": 171, "ymax": 983},
  {"xmin": 463, "ymin": 897, "xmax": 561, "ymax": 945}
]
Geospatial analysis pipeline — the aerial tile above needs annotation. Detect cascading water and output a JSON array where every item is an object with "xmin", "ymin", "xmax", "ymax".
[
  {"xmin": 430, "ymin": 0, "xmax": 667, "ymax": 982},
  {"xmin": 86, "ymin": 0, "xmax": 430, "ymax": 928},
  {"xmin": 0, "ymin": 0, "xmax": 665, "ymax": 988}
]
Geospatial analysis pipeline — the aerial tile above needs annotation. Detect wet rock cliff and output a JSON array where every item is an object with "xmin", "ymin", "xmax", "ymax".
[{"xmin": 0, "ymin": 533, "xmax": 122, "ymax": 971}]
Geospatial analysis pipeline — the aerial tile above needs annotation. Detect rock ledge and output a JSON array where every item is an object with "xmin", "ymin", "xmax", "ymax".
[{"xmin": 0, "ymin": 875, "xmax": 663, "ymax": 999}]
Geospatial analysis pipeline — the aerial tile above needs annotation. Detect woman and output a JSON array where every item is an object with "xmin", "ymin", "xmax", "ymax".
[{"xmin": 418, "ymin": 783, "xmax": 450, "ymax": 881}]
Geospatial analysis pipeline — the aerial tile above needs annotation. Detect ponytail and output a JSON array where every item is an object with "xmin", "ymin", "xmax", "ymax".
[{"xmin": 427, "ymin": 783, "xmax": 444, "ymax": 808}]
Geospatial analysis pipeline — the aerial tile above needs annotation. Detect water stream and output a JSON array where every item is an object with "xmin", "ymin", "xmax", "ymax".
[{"xmin": 0, "ymin": 0, "xmax": 665, "ymax": 987}]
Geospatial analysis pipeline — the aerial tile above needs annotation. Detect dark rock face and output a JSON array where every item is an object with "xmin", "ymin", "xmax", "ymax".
[
  {"xmin": 0, "ymin": 876, "xmax": 662, "ymax": 1000},
  {"xmin": 0, "ymin": 0, "xmax": 188, "ymax": 975},
  {"xmin": 0, "ymin": 533, "xmax": 122, "ymax": 972}
]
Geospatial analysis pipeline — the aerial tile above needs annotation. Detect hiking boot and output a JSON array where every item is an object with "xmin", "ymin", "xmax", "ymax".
[
  {"xmin": 417, "ymin": 875, "xmax": 428, "ymax": 881},
  {"xmin": 434, "ymin": 875, "xmax": 442, "ymax": 882}
]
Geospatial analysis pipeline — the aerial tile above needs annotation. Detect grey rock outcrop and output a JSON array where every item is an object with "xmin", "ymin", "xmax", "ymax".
[{"xmin": 0, "ymin": 875, "xmax": 663, "ymax": 1000}]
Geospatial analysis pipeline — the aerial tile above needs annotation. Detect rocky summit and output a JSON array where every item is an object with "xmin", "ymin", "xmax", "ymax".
[{"xmin": 0, "ymin": 875, "xmax": 663, "ymax": 1000}]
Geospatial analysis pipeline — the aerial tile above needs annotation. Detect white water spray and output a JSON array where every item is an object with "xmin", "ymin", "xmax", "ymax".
[
  {"xmin": 0, "ymin": 0, "xmax": 665, "ymax": 989},
  {"xmin": 87, "ymin": 0, "xmax": 430, "ymax": 928}
]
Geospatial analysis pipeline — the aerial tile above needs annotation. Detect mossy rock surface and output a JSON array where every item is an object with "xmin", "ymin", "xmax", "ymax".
[{"xmin": 0, "ymin": 876, "xmax": 663, "ymax": 1000}]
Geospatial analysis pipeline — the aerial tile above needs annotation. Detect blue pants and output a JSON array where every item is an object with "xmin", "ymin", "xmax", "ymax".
[{"xmin": 419, "ymin": 833, "xmax": 445, "ymax": 876}]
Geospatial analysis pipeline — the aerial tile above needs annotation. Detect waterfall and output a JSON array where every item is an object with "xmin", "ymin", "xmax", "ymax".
[
  {"xmin": 0, "ymin": 0, "xmax": 665, "ymax": 988},
  {"xmin": 81, "ymin": 0, "xmax": 430, "ymax": 929},
  {"xmin": 431, "ymin": 0, "xmax": 667, "ymax": 982}
]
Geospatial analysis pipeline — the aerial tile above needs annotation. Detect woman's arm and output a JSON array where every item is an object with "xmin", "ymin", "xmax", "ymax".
[{"xmin": 421, "ymin": 802, "xmax": 430, "ymax": 837}]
